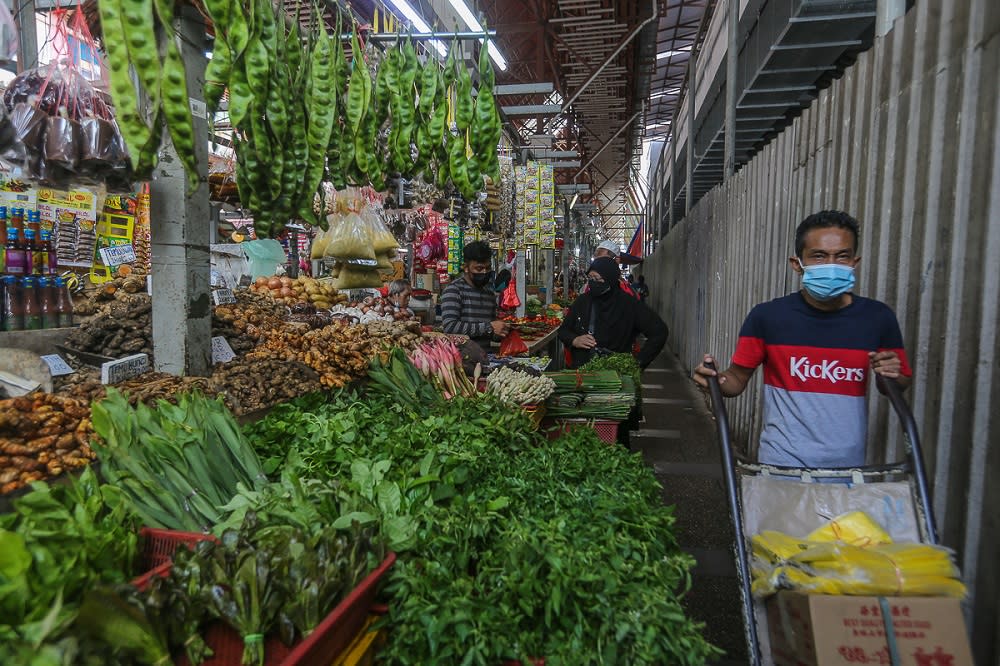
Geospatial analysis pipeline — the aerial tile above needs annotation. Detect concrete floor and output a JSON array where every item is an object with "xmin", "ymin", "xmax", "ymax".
[{"xmin": 633, "ymin": 347, "xmax": 748, "ymax": 665}]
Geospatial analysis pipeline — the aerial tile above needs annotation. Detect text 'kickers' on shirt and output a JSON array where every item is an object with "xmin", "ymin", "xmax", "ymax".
[{"xmin": 732, "ymin": 293, "xmax": 912, "ymax": 469}]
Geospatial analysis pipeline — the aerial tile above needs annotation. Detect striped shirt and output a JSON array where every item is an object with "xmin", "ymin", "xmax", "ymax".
[{"xmin": 440, "ymin": 278, "xmax": 497, "ymax": 345}]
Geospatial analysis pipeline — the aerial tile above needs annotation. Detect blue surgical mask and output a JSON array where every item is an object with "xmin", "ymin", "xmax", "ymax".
[{"xmin": 798, "ymin": 259, "xmax": 855, "ymax": 301}]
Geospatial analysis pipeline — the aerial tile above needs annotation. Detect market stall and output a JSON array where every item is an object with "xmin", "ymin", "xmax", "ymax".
[{"xmin": 0, "ymin": 0, "xmax": 717, "ymax": 662}]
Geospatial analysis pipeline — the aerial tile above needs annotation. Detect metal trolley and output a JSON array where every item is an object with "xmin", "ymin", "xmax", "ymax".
[{"xmin": 704, "ymin": 362, "xmax": 938, "ymax": 665}]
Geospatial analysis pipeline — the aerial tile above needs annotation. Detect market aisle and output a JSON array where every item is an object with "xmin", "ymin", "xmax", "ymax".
[{"xmin": 632, "ymin": 347, "xmax": 747, "ymax": 664}]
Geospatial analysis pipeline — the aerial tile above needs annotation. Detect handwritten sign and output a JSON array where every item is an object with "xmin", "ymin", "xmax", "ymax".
[
  {"xmin": 211, "ymin": 337, "xmax": 236, "ymax": 363},
  {"xmin": 101, "ymin": 353, "xmax": 149, "ymax": 384},
  {"xmin": 212, "ymin": 288, "xmax": 237, "ymax": 305},
  {"xmin": 40, "ymin": 354, "xmax": 75, "ymax": 376},
  {"xmin": 99, "ymin": 243, "xmax": 137, "ymax": 267}
]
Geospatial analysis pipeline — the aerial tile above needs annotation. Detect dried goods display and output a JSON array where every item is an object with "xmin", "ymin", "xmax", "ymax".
[
  {"xmin": 0, "ymin": 393, "xmax": 95, "ymax": 493},
  {"xmin": 66, "ymin": 291, "xmax": 153, "ymax": 358}
]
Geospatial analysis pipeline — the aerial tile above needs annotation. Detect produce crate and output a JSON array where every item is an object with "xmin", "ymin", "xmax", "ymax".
[
  {"xmin": 173, "ymin": 553, "xmax": 397, "ymax": 666},
  {"xmin": 542, "ymin": 418, "xmax": 619, "ymax": 444},
  {"xmin": 131, "ymin": 527, "xmax": 217, "ymax": 591},
  {"xmin": 522, "ymin": 404, "xmax": 546, "ymax": 430}
]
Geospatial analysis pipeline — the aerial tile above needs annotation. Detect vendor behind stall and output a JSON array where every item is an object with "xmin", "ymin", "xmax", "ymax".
[
  {"xmin": 558, "ymin": 257, "xmax": 668, "ymax": 369},
  {"xmin": 387, "ymin": 279, "xmax": 414, "ymax": 317},
  {"xmin": 441, "ymin": 241, "xmax": 510, "ymax": 348}
]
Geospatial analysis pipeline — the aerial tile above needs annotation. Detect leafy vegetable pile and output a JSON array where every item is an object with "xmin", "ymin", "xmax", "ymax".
[
  {"xmin": 90, "ymin": 390, "xmax": 269, "ymax": 532},
  {"xmin": 75, "ymin": 515, "xmax": 385, "ymax": 666},
  {"xmin": 245, "ymin": 382, "xmax": 720, "ymax": 664},
  {"xmin": 0, "ymin": 467, "xmax": 142, "ymax": 664}
]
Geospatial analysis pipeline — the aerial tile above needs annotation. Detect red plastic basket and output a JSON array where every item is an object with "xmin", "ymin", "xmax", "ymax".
[
  {"xmin": 543, "ymin": 418, "xmax": 619, "ymax": 444},
  {"xmin": 130, "ymin": 529, "xmax": 396, "ymax": 666},
  {"xmin": 131, "ymin": 527, "xmax": 217, "ymax": 591}
]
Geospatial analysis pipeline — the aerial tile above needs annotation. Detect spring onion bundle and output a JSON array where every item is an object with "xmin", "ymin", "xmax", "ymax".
[{"xmin": 91, "ymin": 389, "xmax": 268, "ymax": 532}]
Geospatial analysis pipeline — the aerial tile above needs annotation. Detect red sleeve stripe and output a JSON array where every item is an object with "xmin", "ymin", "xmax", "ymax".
[
  {"xmin": 880, "ymin": 347, "xmax": 913, "ymax": 377},
  {"xmin": 732, "ymin": 336, "xmax": 765, "ymax": 369}
]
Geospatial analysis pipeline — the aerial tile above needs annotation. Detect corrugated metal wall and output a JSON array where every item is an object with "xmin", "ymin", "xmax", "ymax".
[{"xmin": 644, "ymin": 0, "xmax": 1000, "ymax": 662}]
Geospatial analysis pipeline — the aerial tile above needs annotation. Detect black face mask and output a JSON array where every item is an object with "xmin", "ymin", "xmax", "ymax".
[
  {"xmin": 589, "ymin": 280, "xmax": 612, "ymax": 298},
  {"xmin": 471, "ymin": 271, "xmax": 493, "ymax": 288}
]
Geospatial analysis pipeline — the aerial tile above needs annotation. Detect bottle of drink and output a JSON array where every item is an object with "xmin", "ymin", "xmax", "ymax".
[
  {"xmin": 23, "ymin": 228, "xmax": 39, "ymax": 275},
  {"xmin": 4, "ymin": 228, "xmax": 27, "ymax": 276},
  {"xmin": 54, "ymin": 276, "xmax": 74, "ymax": 328},
  {"xmin": 26, "ymin": 209, "xmax": 40, "ymax": 236},
  {"xmin": 10, "ymin": 207, "xmax": 24, "ymax": 242},
  {"xmin": 37, "ymin": 276, "xmax": 57, "ymax": 329},
  {"xmin": 1, "ymin": 275, "xmax": 23, "ymax": 331},
  {"xmin": 37, "ymin": 229, "xmax": 54, "ymax": 275},
  {"xmin": 21, "ymin": 276, "xmax": 41, "ymax": 330}
]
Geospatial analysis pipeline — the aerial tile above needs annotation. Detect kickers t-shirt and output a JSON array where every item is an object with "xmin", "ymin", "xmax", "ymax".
[{"xmin": 732, "ymin": 293, "xmax": 912, "ymax": 468}]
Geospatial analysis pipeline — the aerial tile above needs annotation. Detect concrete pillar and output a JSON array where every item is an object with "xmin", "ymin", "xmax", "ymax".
[
  {"xmin": 724, "ymin": 0, "xmax": 738, "ymax": 177},
  {"xmin": 669, "ymin": 137, "xmax": 676, "ymax": 228},
  {"xmin": 150, "ymin": 6, "xmax": 212, "ymax": 376},
  {"xmin": 543, "ymin": 249, "xmax": 553, "ymax": 305},
  {"xmin": 15, "ymin": 0, "xmax": 38, "ymax": 71},
  {"xmin": 515, "ymin": 249, "xmax": 526, "ymax": 318},
  {"xmin": 686, "ymin": 49, "xmax": 696, "ymax": 217},
  {"xmin": 562, "ymin": 201, "xmax": 571, "ymax": 298}
]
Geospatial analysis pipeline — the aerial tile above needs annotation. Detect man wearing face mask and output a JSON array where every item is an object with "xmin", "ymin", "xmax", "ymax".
[
  {"xmin": 692, "ymin": 210, "xmax": 912, "ymax": 469},
  {"xmin": 558, "ymin": 256, "xmax": 668, "ymax": 369},
  {"xmin": 440, "ymin": 241, "xmax": 510, "ymax": 348}
]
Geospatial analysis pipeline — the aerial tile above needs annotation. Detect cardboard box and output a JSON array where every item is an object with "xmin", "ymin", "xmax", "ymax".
[
  {"xmin": 413, "ymin": 271, "xmax": 439, "ymax": 292},
  {"xmin": 767, "ymin": 592, "xmax": 973, "ymax": 665}
]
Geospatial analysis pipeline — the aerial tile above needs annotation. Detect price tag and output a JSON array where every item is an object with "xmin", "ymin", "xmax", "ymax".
[
  {"xmin": 101, "ymin": 353, "xmax": 150, "ymax": 384},
  {"xmin": 146, "ymin": 274, "xmax": 152, "ymax": 295},
  {"xmin": 212, "ymin": 288, "xmax": 237, "ymax": 305},
  {"xmin": 211, "ymin": 336, "xmax": 236, "ymax": 363},
  {"xmin": 189, "ymin": 98, "xmax": 208, "ymax": 119},
  {"xmin": 40, "ymin": 354, "xmax": 75, "ymax": 376},
  {"xmin": 99, "ymin": 244, "xmax": 137, "ymax": 267},
  {"xmin": 238, "ymin": 274, "xmax": 252, "ymax": 288}
]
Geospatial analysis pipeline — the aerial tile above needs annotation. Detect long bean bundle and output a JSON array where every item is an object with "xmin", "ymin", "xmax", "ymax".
[{"xmin": 544, "ymin": 370, "xmax": 622, "ymax": 394}]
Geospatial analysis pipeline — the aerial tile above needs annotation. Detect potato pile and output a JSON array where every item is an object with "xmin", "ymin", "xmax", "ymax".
[
  {"xmin": 250, "ymin": 275, "xmax": 347, "ymax": 310},
  {"xmin": 0, "ymin": 394, "xmax": 96, "ymax": 494}
]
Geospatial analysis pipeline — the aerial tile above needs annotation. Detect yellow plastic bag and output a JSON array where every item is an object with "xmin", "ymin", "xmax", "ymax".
[{"xmin": 806, "ymin": 511, "xmax": 892, "ymax": 546}]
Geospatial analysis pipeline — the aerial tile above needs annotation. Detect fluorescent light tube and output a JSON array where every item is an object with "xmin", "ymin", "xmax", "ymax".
[
  {"xmin": 388, "ymin": 0, "xmax": 447, "ymax": 57},
  {"xmin": 446, "ymin": 0, "xmax": 508, "ymax": 71}
]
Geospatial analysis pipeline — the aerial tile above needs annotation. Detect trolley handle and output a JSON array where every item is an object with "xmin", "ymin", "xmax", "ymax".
[
  {"xmin": 876, "ymin": 375, "xmax": 938, "ymax": 545},
  {"xmin": 704, "ymin": 360, "xmax": 762, "ymax": 665}
]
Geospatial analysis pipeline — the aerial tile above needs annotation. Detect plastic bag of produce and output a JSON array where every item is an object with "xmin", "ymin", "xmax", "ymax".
[
  {"xmin": 311, "ymin": 225, "xmax": 332, "ymax": 259},
  {"xmin": 242, "ymin": 239, "xmax": 288, "ymax": 279},
  {"xmin": 499, "ymin": 330, "xmax": 528, "ymax": 357},
  {"xmin": 333, "ymin": 263, "xmax": 383, "ymax": 289},
  {"xmin": 326, "ymin": 210, "xmax": 375, "ymax": 261},
  {"xmin": 367, "ymin": 209, "xmax": 399, "ymax": 253}
]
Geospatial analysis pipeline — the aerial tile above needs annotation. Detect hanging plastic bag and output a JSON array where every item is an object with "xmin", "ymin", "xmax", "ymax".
[
  {"xmin": 326, "ymin": 210, "xmax": 375, "ymax": 261},
  {"xmin": 332, "ymin": 263, "xmax": 383, "ymax": 289},
  {"xmin": 367, "ymin": 209, "xmax": 399, "ymax": 253},
  {"xmin": 500, "ymin": 330, "xmax": 528, "ymax": 357},
  {"xmin": 501, "ymin": 274, "xmax": 521, "ymax": 309},
  {"xmin": 242, "ymin": 239, "xmax": 288, "ymax": 279},
  {"xmin": 311, "ymin": 224, "xmax": 332, "ymax": 259}
]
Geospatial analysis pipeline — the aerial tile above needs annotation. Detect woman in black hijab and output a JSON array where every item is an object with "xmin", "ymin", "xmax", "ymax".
[{"xmin": 557, "ymin": 256, "xmax": 669, "ymax": 369}]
